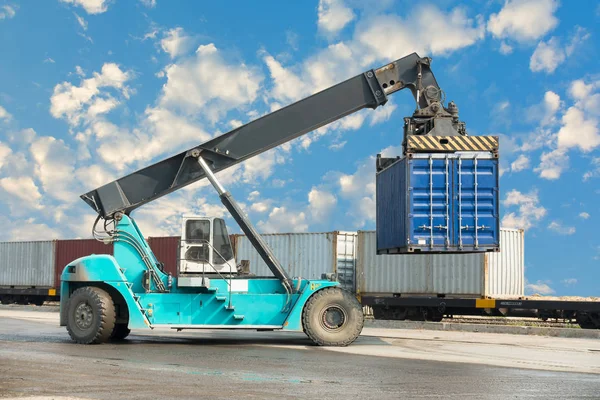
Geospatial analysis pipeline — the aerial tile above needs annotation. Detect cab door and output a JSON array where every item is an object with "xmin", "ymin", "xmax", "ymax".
[
  {"xmin": 179, "ymin": 218, "xmax": 211, "ymax": 274},
  {"xmin": 179, "ymin": 217, "xmax": 237, "ymax": 274}
]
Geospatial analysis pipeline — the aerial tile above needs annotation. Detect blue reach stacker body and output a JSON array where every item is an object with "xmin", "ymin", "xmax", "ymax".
[{"xmin": 59, "ymin": 52, "xmax": 500, "ymax": 346}]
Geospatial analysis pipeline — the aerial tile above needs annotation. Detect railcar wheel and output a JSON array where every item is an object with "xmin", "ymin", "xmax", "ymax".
[
  {"xmin": 302, "ymin": 287, "xmax": 364, "ymax": 346},
  {"xmin": 66, "ymin": 286, "xmax": 116, "ymax": 344}
]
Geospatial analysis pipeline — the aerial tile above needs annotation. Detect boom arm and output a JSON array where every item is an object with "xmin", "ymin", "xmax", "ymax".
[{"xmin": 83, "ymin": 53, "xmax": 448, "ymax": 219}]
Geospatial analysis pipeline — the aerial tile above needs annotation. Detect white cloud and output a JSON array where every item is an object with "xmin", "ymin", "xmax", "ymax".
[
  {"xmin": 160, "ymin": 43, "xmax": 263, "ymax": 122},
  {"xmin": 140, "ymin": 0, "xmax": 156, "ymax": 8},
  {"xmin": 30, "ymin": 136, "xmax": 77, "ymax": 202},
  {"xmin": 160, "ymin": 27, "xmax": 192, "ymax": 59},
  {"xmin": 556, "ymin": 107, "xmax": 600, "ymax": 152},
  {"xmin": 96, "ymin": 107, "xmax": 210, "ymax": 170},
  {"xmin": 257, "ymin": 206, "xmax": 308, "ymax": 233},
  {"xmin": 530, "ymin": 27, "xmax": 590, "ymax": 74},
  {"xmin": 44, "ymin": 57, "xmax": 56, "ymax": 64},
  {"xmin": 264, "ymin": 5, "xmax": 484, "ymax": 99},
  {"xmin": 229, "ymin": 119, "xmax": 243, "ymax": 129},
  {"xmin": 525, "ymin": 280, "xmax": 555, "ymax": 295},
  {"xmin": 247, "ymin": 191, "xmax": 260, "ymax": 201},
  {"xmin": 0, "ymin": 176, "xmax": 43, "ymax": 211},
  {"xmin": 0, "ymin": 4, "xmax": 16, "ymax": 20},
  {"xmin": 487, "ymin": 0, "xmax": 559, "ymax": 42},
  {"xmin": 10, "ymin": 221, "xmax": 61, "ymax": 241},
  {"xmin": 0, "ymin": 142, "xmax": 12, "ymax": 170},
  {"xmin": 0, "ymin": 105, "xmax": 11, "ymax": 121},
  {"xmin": 499, "ymin": 41, "xmax": 513, "ymax": 55},
  {"xmin": 60, "ymin": 0, "xmax": 109, "ymax": 14},
  {"xmin": 251, "ymin": 201, "xmax": 271, "ymax": 213},
  {"xmin": 579, "ymin": 212, "xmax": 590, "ymax": 220},
  {"xmin": 529, "ymin": 37, "xmax": 563, "ymax": 73},
  {"xmin": 547, "ymin": 221, "xmax": 575, "ymax": 235},
  {"xmin": 583, "ymin": 157, "xmax": 600, "ymax": 181},
  {"xmin": 272, "ymin": 179, "xmax": 290, "ymax": 188},
  {"xmin": 74, "ymin": 12, "xmax": 88, "ymax": 30},
  {"xmin": 525, "ymin": 90, "xmax": 561, "ymax": 128},
  {"xmin": 50, "ymin": 63, "xmax": 133, "ymax": 125},
  {"xmin": 308, "ymin": 187, "xmax": 337, "ymax": 221},
  {"xmin": 568, "ymin": 79, "xmax": 600, "ymax": 117},
  {"xmin": 562, "ymin": 278, "xmax": 577, "ymax": 286},
  {"xmin": 357, "ymin": 6, "xmax": 485, "ymax": 62},
  {"xmin": 329, "ymin": 141, "xmax": 347, "ymax": 151},
  {"xmin": 369, "ymin": 102, "xmax": 397, "ymax": 126},
  {"xmin": 570, "ymin": 79, "xmax": 594, "ymax": 100},
  {"xmin": 262, "ymin": 54, "xmax": 310, "ymax": 104},
  {"xmin": 510, "ymin": 154, "xmax": 530, "ymax": 172},
  {"xmin": 240, "ymin": 148, "xmax": 286, "ymax": 183},
  {"xmin": 75, "ymin": 164, "xmax": 115, "ymax": 190},
  {"xmin": 260, "ymin": 5, "xmax": 483, "ymax": 149},
  {"xmin": 501, "ymin": 189, "xmax": 546, "ymax": 230},
  {"xmin": 317, "ymin": 0, "xmax": 355, "ymax": 36},
  {"xmin": 322, "ymin": 144, "xmax": 402, "ymax": 227},
  {"xmin": 534, "ymin": 148, "xmax": 568, "ymax": 180}
]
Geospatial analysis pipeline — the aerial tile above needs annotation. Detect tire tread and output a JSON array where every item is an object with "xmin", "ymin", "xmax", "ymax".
[
  {"xmin": 302, "ymin": 287, "xmax": 364, "ymax": 347},
  {"xmin": 66, "ymin": 286, "xmax": 116, "ymax": 344}
]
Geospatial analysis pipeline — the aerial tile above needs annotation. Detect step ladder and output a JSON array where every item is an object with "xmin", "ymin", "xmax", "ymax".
[{"xmin": 119, "ymin": 267, "xmax": 152, "ymax": 327}]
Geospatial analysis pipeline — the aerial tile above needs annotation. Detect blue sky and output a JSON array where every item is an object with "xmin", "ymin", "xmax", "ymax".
[{"xmin": 0, "ymin": 0, "xmax": 598, "ymax": 296}]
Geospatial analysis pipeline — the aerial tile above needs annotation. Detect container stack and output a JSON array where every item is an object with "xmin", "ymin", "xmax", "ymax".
[{"xmin": 376, "ymin": 129, "xmax": 500, "ymax": 255}]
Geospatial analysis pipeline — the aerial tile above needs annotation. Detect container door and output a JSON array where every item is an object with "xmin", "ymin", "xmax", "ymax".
[
  {"xmin": 454, "ymin": 156, "xmax": 499, "ymax": 249},
  {"xmin": 410, "ymin": 156, "xmax": 452, "ymax": 249}
]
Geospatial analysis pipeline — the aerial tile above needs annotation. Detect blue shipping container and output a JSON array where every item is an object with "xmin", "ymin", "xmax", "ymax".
[{"xmin": 376, "ymin": 153, "xmax": 499, "ymax": 254}]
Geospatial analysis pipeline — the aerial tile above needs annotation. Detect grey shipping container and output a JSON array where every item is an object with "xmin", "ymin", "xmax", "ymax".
[
  {"xmin": 376, "ymin": 153, "xmax": 500, "ymax": 254},
  {"xmin": 357, "ymin": 228, "xmax": 523, "ymax": 298},
  {"xmin": 0, "ymin": 241, "xmax": 56, "ymax": 288},
  {"xmin": 232, "ymin": 232, "xmax": 357, "ymax": 291}
]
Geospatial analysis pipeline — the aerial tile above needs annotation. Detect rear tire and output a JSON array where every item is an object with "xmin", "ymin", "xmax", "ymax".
[
  {"xmin": 302, "ymin": 287, "xmax": 364, "ymax": 346},
  {"xmin": 110, "ymin": 323, "xmax": 131, "ymax": 341},
  {"xmin": 66, "ymin": 286, "xmax": 116, "ymax": 344}
]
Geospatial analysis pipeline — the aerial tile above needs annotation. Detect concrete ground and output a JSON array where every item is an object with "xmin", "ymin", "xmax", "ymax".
[{"xmin": 0, "ymin": 307, "xmax": 599, "ymax": 399}]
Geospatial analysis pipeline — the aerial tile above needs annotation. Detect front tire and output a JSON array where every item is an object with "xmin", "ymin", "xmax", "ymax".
[
  {"xmin": 66, "ymin": 286, "xmax": 116, "ymax": 344},
  {"xmin": 302, "ymin": 287, "xmax": 364, "ymax": 346}
]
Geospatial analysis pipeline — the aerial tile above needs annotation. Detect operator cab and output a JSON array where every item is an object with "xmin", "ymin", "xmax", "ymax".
[{"xmin": 179, "ymin": 215, "xmax": 236, "ymax": 276}]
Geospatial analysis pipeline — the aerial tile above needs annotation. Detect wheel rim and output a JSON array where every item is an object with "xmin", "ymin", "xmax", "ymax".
[
  {"xmin": 319, "ymin": 305, "xmax": 347, "ymax": 332},
  {"xmin": 74, "ymin": 302, "xmax": 94, "ymax": 330}
]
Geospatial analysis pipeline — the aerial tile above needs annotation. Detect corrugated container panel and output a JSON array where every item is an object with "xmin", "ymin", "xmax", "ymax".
[
  {"xmin": 430, "ymin": 253, "xmax": 482, "ymax": 295},
  {"xmin": 148, "ymin": 236, "xmax": 180, "ymax": 276},
  {"xmin": 357, "ymin": 228, "xmax": 523, "ymax": 297},
  {"xmin": 486, "ymin": 228, "xmax": 524, "ymax": 297},
  {"xmin": 54, "ymin": 239, "xmax": 113, "ymax": 286},
  {"xmin": 233, "ymin": 232, "xmax": 337, "ymax": 280},
  {"xmin": 376, "ymin": 154, "xmax": 499, "ymax": 254},
  {"xmin": 0, "ymin": 241, "xmax": 55, "ymax": 288}
]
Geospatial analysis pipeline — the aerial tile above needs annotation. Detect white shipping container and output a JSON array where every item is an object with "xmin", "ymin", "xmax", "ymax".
[
  {"xmin": 0, "ymin": 241, "xmax": 56, "ymax": 287},
  {"xmin": 233, "ymin": 232, "xmax": 357, "ymax": 291},
  {"xmin": 357, "ymin": 228, "xmax": 524, "ymax": 298}
]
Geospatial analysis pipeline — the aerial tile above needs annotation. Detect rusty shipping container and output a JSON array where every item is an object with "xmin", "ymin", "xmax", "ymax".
[
  {"xmin": 147, "ymin": 236, "xmax": 180, "ymax": 276},
  {"xmin": 54, "ymin": 239, "xmax": 114, "ymax": 288}
]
